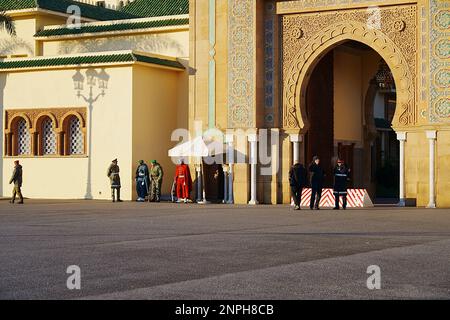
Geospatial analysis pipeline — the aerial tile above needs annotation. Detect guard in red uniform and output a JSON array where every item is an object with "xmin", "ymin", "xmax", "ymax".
[{"xmin": 174, "ymin": 160, "xmax": 192, "ymax": 203}]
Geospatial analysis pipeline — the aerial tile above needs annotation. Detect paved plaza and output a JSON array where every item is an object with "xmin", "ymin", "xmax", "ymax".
[{"xmin": 0, "ymin": 200, "xmax": 449, "ymax": 299}]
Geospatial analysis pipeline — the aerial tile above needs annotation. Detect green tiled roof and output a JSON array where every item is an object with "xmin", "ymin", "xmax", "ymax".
[
  {"xmin": 0, "ymin": 52, "xmax": 185, "ymax": 70},
  {"xmin": 35, "ymin": 18, "xmax": 188, "ymax": 37},
  {"xmin": 0, "ymin": 0, "xmax": 137, "ymax": 21},
  {"xmin": 121, "ymin": 0, "xmax": 189, "ymax": 18}
]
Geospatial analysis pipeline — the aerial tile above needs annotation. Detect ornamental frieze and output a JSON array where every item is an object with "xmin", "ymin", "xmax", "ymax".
[
  {"xmin": 4, "ymin": 107, "xmax": 87, "ymax": 132},
  {"xmin": 281, "ymin": 4, "xmax": 417, "ymax": 129}
]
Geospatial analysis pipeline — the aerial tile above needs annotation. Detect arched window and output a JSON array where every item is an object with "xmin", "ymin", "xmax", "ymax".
[
  {"xmin": 42, "ymin": 117, "xmax": 57, "ymax": 155},
  {"xmin": 69, "ymin": 116, "xmax": 84, "ymax": 155},
  {"xmin": 17, "ymin": 118, "xmax": 31, "ymax": 155}
]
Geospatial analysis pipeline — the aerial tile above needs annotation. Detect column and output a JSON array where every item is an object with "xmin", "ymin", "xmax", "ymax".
[
  {"xmin": 289, "ymin": 133, "xmax": 302, "ymax": 164},
  {"xmin": 397, "ymin": 132, "xmax": 407, "ymax": 207},
  {"xmin": 195, "ymin": 163, "xmax": 202, "ymax": 203},
  {"xmin": 223, "ymin": 166, "xmax": 228, "ymax": 204},
  {"xmin": 426, "ymin": 130, "xmax": 437, "ymax": 208},
  {"xmin": 225, "ymin": 133, "xmax": 234, "ymax": 204},
  {"xmin": 248, "ymin": 133, "xmax": 258, "ymax": 205}
]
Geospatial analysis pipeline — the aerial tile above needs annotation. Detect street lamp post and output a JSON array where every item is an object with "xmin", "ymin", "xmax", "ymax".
[{"xmin": 72, "ymin": 68, "xmax": 109, "ymax": 199}]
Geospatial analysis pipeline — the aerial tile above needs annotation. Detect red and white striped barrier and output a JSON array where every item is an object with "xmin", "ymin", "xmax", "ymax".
[{"xmin": 291, "ymin": 188, "xmax": 374, "ymax": 208}]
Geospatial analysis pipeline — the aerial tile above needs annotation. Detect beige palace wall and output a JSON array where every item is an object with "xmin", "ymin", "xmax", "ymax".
[
  {"xmin": 436, "ymin": 130, "xmax": 450, "ymax": 208},
  {"xmin": 0, "ymin": 16, "xmax": 36, "ymax": 57},
  {"xmin": 40, "ymin": 30, "xmax": 189, "ymax": 59},
  {"xmin": 1, "ymin": 66, "xmax": 134, "ymax": 200},
  {"xmin": 404, "ymin": 131, "xmax": 429, "ymax": 207},
  {"xmin": 132, "ymin": 64, "xmax": 186, "ymax": 198}
]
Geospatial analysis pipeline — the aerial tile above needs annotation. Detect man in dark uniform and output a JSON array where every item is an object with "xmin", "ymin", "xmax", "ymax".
[
  {"xmin": 289, "ymin": 161, "xmax": 306, "ymax": 210},
  {"xmin": 107, "ymin": 159, "xmax": 122, "ymax": 202},
  {"xmin": 9, "ymin": 160, "xmax": 24, "ymax": 204},
  {"xmin": 308, "ymin": 156, "xmax": 325, "ymax": 210},
  {"xmin": 333, "ymin": 158, "xmax": 351, "ymax": 210},
  {"xmin": 135, "ymin": 160, "xmax": 149, "ymax": 202}
]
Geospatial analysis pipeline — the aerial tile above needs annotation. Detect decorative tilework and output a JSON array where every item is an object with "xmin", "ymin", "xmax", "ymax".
[
  {"xmin": 69, "ymin": 117, "xmax": 84, "ymax": 155},
  {"xmin": 228, "ymin": 0, "xmax": 255, "ymax": 128},
  {"xmin": 430, "ymin": 0, "xmax": 450, "ymax": 123},
  {"xmin": 17, "ymin": 119, "xmax": 31, "ymax": 155},
  {"xmin": 264, "ymin": 1, "xmax": 276, "ymax": 127},
  {"xmin": 281, "ymin": 5, "xmax": 417, "ymax": 128},
  {"xmin": 42, "ymin": 118, "xmax": 57, "ymax": 155},
  {"xmin": 277, "ymin": 0, "xmax": 409, "ymax": 13}
]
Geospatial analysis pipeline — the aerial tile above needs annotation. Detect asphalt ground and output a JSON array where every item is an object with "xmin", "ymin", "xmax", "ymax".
[{"xmin": 0, "ymin": 200, "xmax": 449, "ymax": 299}]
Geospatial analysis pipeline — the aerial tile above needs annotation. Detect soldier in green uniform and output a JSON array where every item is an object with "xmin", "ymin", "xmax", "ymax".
[
  {"xmin": 150, "ymin": 160, "xmax": 164, "ymax": 202},
  {"xmin": 9, "ymin": 160, "xmax": 24, "ymax": 204},
  {"xmin": 107, "ymin": 158, "xmax": 122, "ymax": 202}
]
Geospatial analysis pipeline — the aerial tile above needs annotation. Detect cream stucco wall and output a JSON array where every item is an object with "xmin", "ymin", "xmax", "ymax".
[
  {"xmin": 1, "ymin": 66, "xmax": 134, "ymax": 200},
  {"xmin": 436, "ymin": 130, "xmax": 450, "ymax": 208},
  {"xmin": 40, "ymin": 30, "xmax": 189, "ymax": 58},
  {"xmin": 131, "ymin": 63, "xmax": 187, "ymax": 198},
  {"xmin": 0, "ymin": 16, "xmax": 36, "ymax": 57}
]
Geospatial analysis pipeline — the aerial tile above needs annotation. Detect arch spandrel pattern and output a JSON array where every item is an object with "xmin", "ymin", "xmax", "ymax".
[{"xmin": 281, "ymin": 5, "xmax": 417, "ymax": 131}]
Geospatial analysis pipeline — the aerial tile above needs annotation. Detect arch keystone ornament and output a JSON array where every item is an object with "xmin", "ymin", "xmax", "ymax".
[{"xmin": 283, "ymin": 19, "xmax": 416, "ymax": 131}]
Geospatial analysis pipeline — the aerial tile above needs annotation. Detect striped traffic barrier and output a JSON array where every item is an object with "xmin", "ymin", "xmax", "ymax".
[{"xmin": 291, "ymin": 188, "xmax": 373, "ymax": 208}]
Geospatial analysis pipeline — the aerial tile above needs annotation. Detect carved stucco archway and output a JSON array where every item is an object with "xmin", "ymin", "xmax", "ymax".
[{"xmin": 283, "ymin": 20, "xmax": 416, "ymax": 133}]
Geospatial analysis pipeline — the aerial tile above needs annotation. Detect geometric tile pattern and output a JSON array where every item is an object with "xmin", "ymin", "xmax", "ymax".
[
  {"xmin": 69, "ymin": 117, "xmax": 84, "ymax": 155},
  {"xmin": 264, "ymin": 1, "xmax": 275, "ymax": 127},
  {"xmin": 42, "ymin": 118, "xmax": 57, "ymax": 155},
  {"xmin": 228, "ymin": 0, "xmax": 255, "ymax": 128},
  {"xmin": 17, "ymin": 118, "xmax": 31, "ymax": 155},
  {"xmin": 430, "ymin": 0, "xmax": 450, "ymax": 123}
]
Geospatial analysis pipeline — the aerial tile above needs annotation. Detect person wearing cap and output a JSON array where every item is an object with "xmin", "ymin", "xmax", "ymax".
[
  {"xmin": 174, "ymin": 159, "xmax": 192, "ymax": 203},
  {"xmin": 308, "ymin": 156, "xmax": 325, "ymax": 210},
  {"xmin": 107, "ymin": 159, "xmax": 122, "ymax": 202},
  {"xmin": 149, "ymin": 160, "xmax": 164, "ymax": 202},
  {"xmin": 333, "ymin": 158, "xmax": 351, "ymax": 210},
  {"xmin": 9, "ymin": 160, "xmax": 24, "ymax": 204},
  {"xmin": 135, "ymin": 160, "xmax": 150, "ymax": 202},
  {"xmin": 289, "ymin": 161, "xmax": 307, "ymax": 210}
]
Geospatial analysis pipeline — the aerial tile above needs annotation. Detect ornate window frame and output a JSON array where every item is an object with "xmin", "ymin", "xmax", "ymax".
[{"xmin": 4, "ymin": 108, "xmax": 87, "ymax": 157}]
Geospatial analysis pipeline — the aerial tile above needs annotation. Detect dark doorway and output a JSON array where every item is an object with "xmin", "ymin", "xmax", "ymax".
[
  {"xmin": 203, "ymin": 162, "xmax": 224, "ymax": 203},
  {"xmin": 305, "ymin": 50, "xmax": 334, "ymax": 187}
]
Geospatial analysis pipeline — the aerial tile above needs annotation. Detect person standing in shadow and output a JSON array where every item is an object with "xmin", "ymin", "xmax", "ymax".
[
  {"xmin": 289, "ymin": 161, "xmax": 307, "ymax": 210},
  {"xmin": 309, "ymin": 156, "xmax": 325, "ymax": 210}
]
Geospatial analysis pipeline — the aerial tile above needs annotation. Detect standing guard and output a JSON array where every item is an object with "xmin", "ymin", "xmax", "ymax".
[
  {"xmin": 107, "ymin": 159, "xmax": 122, "ymax": 203},
  {"xmin": 174, "ymin": 159, "xmax": 192, "ymax": 203},
  {"xmin": 135, "ymin": 160, "xmax": 150, "ymax": 202},
  {"xmin": 309, "ymin": 156, "xmax": 325, "ymax": 210},
  {"xmin": 289, "ymin": 161, "xmax": 307, "ymax": 210},
  {"xmin": 333, "ymin": 158, "xmax": 351, "ymax": 210},
  {"xmin": 150, "ymin": 160, "xmax": 164, "ymax": 202}
]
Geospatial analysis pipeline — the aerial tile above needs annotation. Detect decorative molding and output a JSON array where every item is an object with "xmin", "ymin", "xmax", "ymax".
[
  {"xmin": 277, "ymin": 0, "xmax": 417, "ymax": 14},
  {"xmin": 429, "ymin": 0, "xmax": 450, "ymax": 123},
  {"xmin": 264, "ymin": 1, "xmax": 276, "ymax": 127},
  {"xmin": 228, "ymin": 0, "xmax": 255, "ymax": 128},
  {"xmin": 5, "ymin": 107, "xmax": 87, "ymax": 133},
  {"xmin": 281, "ymin": 5, "xmax": 417, "ymax": 130}
]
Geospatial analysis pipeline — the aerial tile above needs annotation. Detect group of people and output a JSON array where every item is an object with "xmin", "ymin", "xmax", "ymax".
[
  {"xmin": 106, "ymin": 158, "xmax": 193, "ymax": 203},
  {"xmin": 107, "ymin": 158, "xmax": 164, "ymax": 203},
  {"xmin": 8, "ymin": 156, "xmax": 349, "ymax": 207},
  {"xmin": 289, "ymin": 156, "xmax": 351, "ymax": 211}
]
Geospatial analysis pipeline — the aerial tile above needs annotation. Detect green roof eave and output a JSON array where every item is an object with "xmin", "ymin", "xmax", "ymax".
[
  {"xmin": 121, "ymin": 0, "xmax": 189, "ymax": 18},
  {"xmin": 0, "ymin": 0, "xmax": 137, "ymax": 21},
  {"xmin": 34, "ymin": 17, "xmax": 189, "ymax": 38},
  {"xmin": 0, "ymin": 52, "xmax": 185, "ymax": 71}
]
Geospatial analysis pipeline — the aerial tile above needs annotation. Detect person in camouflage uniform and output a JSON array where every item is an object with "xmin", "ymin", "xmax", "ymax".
[
  {"xmin": 107, "ymin": 159, "xmax": 122, "ymax": 202},
  {"xmin": 9, "ymin": 160, "xmax": 24, "ymax": 204},
  {"xmin": 150, "ymin": 160, "xmax": 163, "ymax": 202}
]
